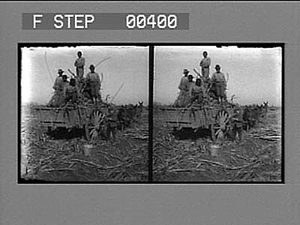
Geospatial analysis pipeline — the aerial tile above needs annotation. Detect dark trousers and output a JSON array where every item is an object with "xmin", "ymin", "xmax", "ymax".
[
  {"xmin": 65, "ymin": 92, "xmax": 78, "ymax": 103},
  {"xmin": 190, "ymin": 93, "xmax": 204, "ymax": 104}
]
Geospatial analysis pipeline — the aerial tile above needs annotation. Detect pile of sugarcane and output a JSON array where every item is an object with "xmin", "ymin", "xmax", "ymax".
[{"xmin": 248, "ymin": 127, "xmax": 281, "ymax": 142}]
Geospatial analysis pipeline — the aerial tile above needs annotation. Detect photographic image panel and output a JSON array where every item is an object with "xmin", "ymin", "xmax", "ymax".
[
  {"xmin": 153, "ymin": 45, "xmax": 283, "ymax": 183},
  {"xmin": 20, "ymin": 44, "xmax": 149, "ymax": 183}
]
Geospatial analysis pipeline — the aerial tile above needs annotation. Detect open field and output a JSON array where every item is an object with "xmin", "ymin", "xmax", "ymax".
[
  {"xmin": 153, "ymin": 106, "xmax": 282, "ymax": 182},
  {"xmin": 20, "ymin": 104, "xmax": 148, "ymax": 182}
]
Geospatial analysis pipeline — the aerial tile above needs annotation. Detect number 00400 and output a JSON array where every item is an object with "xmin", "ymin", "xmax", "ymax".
[{"xmin": 126, "ymin": 14, "xmax": 177, "ymax": 29}]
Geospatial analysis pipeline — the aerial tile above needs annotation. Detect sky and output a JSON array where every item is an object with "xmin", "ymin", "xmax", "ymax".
[
  {"xmin": 21, "ymin": 45, "xmax": 282, "ymax": 107},
  {"xmin": 154, "ymin": 46, "xmax": 282, "ymax": 107},
  {"xmin": 21, "ymin": 46, "xmax": 149, "ymax": 106}
]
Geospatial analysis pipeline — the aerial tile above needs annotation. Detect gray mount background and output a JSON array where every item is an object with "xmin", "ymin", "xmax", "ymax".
[{"xmin": 1, "ymin": 2, "xmax": 299, "ymax": 225}]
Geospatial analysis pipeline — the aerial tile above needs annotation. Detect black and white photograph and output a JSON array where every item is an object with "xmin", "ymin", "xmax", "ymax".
[
  {"xmin": 153, "ymin": 45, "xmax": 283, "ymax": 182},
  {"xmin": 20, "ymin": 45, "xmax": 149, "ymax": 183}
]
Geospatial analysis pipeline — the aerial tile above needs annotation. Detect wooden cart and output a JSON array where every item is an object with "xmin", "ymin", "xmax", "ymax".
[
  {"xmin": 34, "ymin": 104, "xmax": 109, "ymax": 140},
  {"xmin": 160, "ymin": 104, "xmax": 235, "ymax": 142}
]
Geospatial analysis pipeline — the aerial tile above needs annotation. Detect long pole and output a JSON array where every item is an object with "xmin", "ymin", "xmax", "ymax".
[
  {"xmin": 226, "ymin": 73, "xmax": 229, "ymax": 82},
  {"xmin": 95, "ymin": 57, "xmax": 111, "ymax": 68},
  {"xmin": 100, "ymin": 72, "xmax": 104, "ymax": 83},
  {"xmin": 44, "ymin": 52, "xmax": 54, "ymax": 82},
  {"xmin": 67, "ymin": 69, "xmax": 76, "ymax": 78},
  {"xmin": 193, "ymin": 68, "xmax": 203, "ymax": 79},
  {"xmin": 110, "ymin": 83, "xmax": 125, "ymax": 103}
]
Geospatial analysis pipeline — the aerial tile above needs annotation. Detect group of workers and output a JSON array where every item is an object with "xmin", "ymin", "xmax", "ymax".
[
  {"xmin": 175, "ymin": 51, "xmax": 227, "ymax": 107},
  {"xmin": 48, "ymin": 51, "xmax": 101, "ymax": 107}
]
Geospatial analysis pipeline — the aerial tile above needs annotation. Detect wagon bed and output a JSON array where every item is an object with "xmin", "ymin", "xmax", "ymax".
[
  {"xmin": 160, "ymin": 104, "xmax": 235, "ymax": 141},
  {"xmin": 34, "ymin": 104, "xmax": 109, "ymax": 135},
  {"xmin": 161, "ymin": 105, "xmax": 233, "ymax": 128}
]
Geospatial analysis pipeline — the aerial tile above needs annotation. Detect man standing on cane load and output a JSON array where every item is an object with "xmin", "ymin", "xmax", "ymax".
[
  {"xmin": 199, "ymin": 51, "xmax": 211, "ymax": 79},
  {"xmin": 48, "ymin": 69, "xmax": 68, "ymax": 107},
  {"xmin": 86, "ymin": 64, "xmax": 101, "ymax": 103},
  {"xmin": 211, "ymin": 64, "xmax": 227, "ymax": 104},
  {"xmin": 174, "ymin": 69, "xmax": 194, "ymax": 107},
  {"xmin": 189, "ymin": 78, "xmax": 205, "ymax": 105},
  {"xmin": 64, "ymin": 78, "xmax": 80, "ymax": 104},
  {"xmin": 52, "ymin": 69, "xmax": 64, "ymax": 90},
  {"xmin": 74, "ymin": 51, "xmax": 85, "ymax": 80},
  {"xmin": 178, "ymin": 69, "xmax": 190, "ymax": 91}
]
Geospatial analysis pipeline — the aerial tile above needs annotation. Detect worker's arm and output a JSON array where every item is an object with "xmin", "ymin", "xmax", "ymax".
[
  {"xmin": 207, "ymin": 57, "xmax": 211, "ymax": 66},
  {"xmin": 211, "ymin": 73, "xmax": 216, "ymax": 82},
  {"xmin": 85, "ymin": 72, "xmax": 90, "ymax": 81},
  {"xmin": 53, "ymin": 78, "xmax": 58, "ymax": 90},
  {"xmin": 178, "ymin": 78, "xmax": 183, "ymax": 90},
  {"xmin": 199, "ymin": 59, "xmax": 203, "ymax": 67},
  {"xmin": 68, "ymin": 69, "xmax": 77, "ymax": 78},
  {"xmin": 63, "ymin": 85, "xmax": 67, "ymax": 98},
  {"xmin": 97, "ymin": 73, "xmax": 101, "ymax": 84},
  {"xmin": 193, "ymin": 68, "xmax": 201, "ymax": 77},
  {"xmin": 189, "ymin": 84, "xmax": 194, "ymax": 97},
  {"xmin": 222, "ymin": 73, "xmax": 227, "ymax": 88}
]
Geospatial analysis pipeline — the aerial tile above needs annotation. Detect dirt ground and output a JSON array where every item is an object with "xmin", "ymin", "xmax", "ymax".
[
  {"xmin": 153, "ymin": 107, "xmax": 282, "ymax": 182},
  {"xmin": 20, "ymin": 104, "xmax": 148, "ymax": 182}
]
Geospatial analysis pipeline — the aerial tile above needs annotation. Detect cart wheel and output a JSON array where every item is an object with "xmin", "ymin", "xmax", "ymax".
[
  {"xmin": 89, "ymin": 111, "xmax": 105, "ymax": 141},
  {"xmin": 214, "ymin": 110, "xmax": 230, "ymax": 142}
]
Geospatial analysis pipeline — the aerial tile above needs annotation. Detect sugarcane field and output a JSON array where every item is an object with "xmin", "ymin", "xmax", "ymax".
[
  {"xmin": 153, "ymin": 46, "xmax": 283, "ymax": 182},
  {"xmin": 20, "ymin": 45, "xmax": 283, "ymax": 183},
  {"xmin": 20, "ymin": 46, "xmax": 149, "ymax": 182},
  {"xmin": 153, "ymin": 103, "xmax": 281, "ymax": 182}
]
